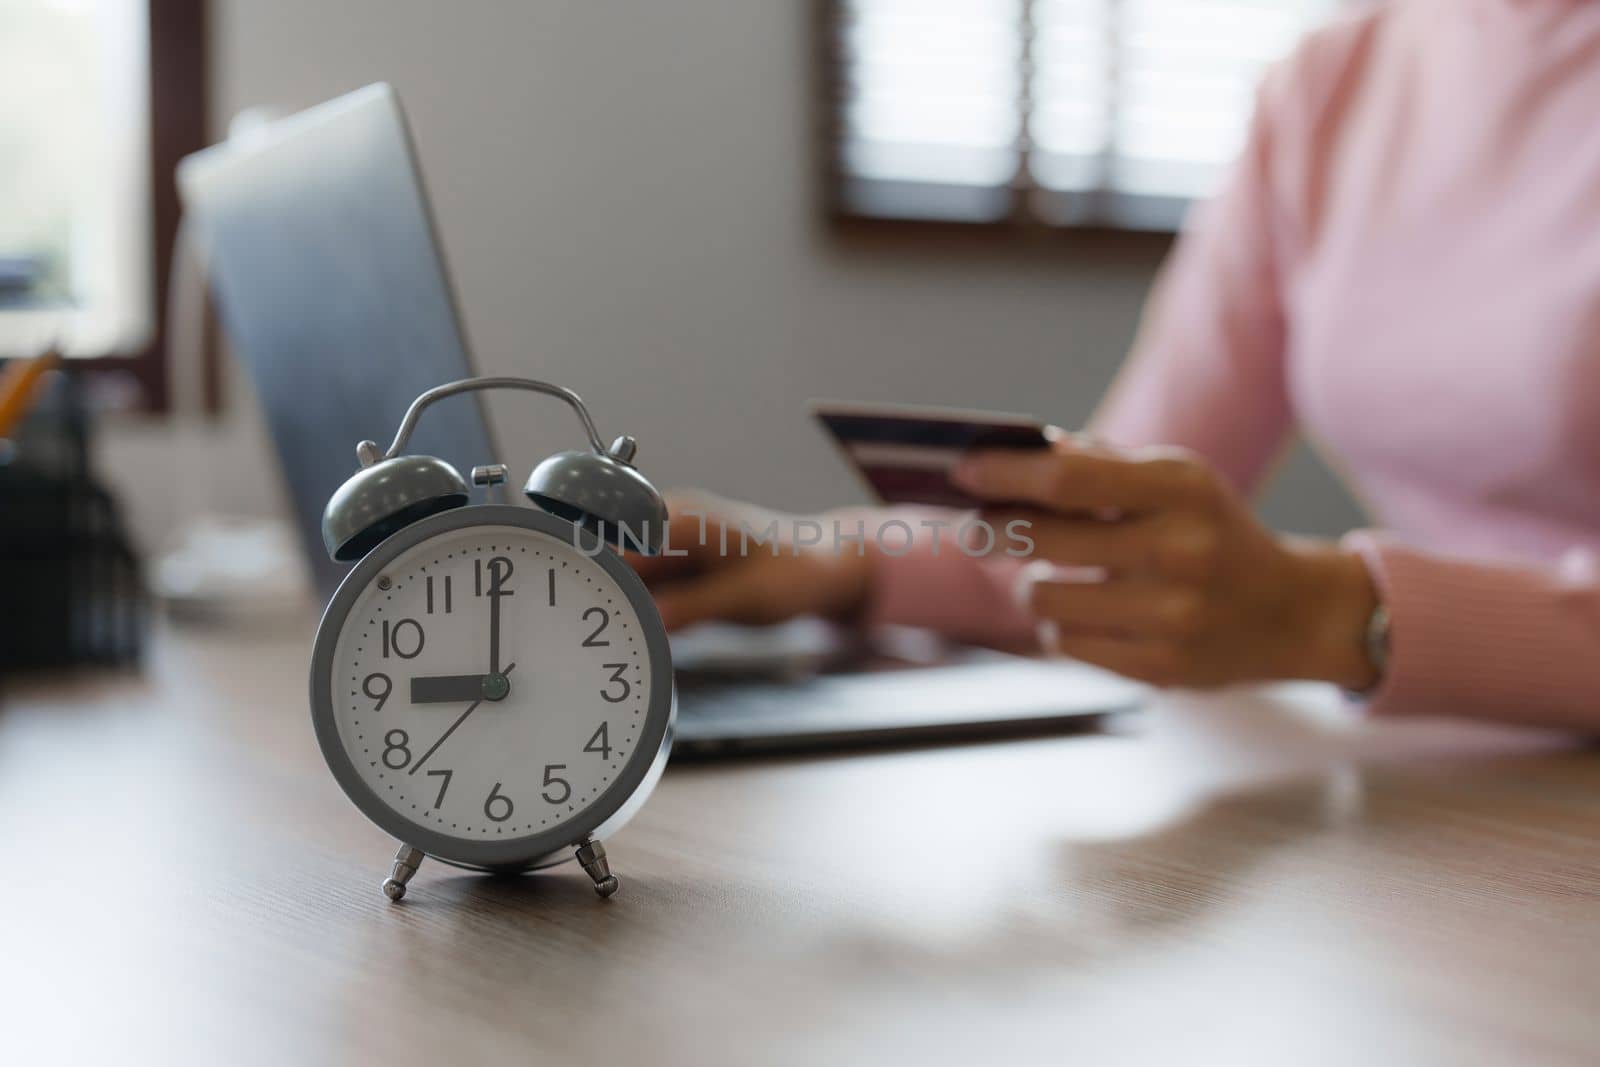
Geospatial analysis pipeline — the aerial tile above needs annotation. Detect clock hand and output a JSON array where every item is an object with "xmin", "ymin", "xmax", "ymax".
[
  {"xmin": 488, "ymin": 573, "xmax": 502, "ymax": 676},
  {"xmin": 410, "ymin": 674, "xmax": 488, "ymax": 704},
  {"xmin": 411, "ymin": 662, "xmax": 515, "ymax": 705},
  {"xmin": 408, "ymin": 699, "xmax": 482, "ymax": 776},
  {"xmin": 405, "ymin": 663, "xmax": 517, "ymax": 776}
]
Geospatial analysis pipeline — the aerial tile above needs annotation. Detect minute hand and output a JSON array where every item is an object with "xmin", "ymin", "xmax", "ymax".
[
  {"xmin": 408, "ymin": 699, "xmax": 482, "ymax": 776},
  {"xmin": 489, "ymin": 581, "xmax": 502, "ymax": 675},
  {"xmin": 486, "ymin": 559, "xmax": 514, "ymax": 675}
]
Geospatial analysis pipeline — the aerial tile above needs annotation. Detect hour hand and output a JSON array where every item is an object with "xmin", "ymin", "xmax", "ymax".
[{"xmin": 410, "ymin": 674, "xmax": 487, "ymax": 704}]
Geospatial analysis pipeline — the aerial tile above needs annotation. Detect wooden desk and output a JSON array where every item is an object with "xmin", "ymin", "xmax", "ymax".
[{"xmin": 2, "ymin": 621, "xmax": 1597, "ymax": 1066}]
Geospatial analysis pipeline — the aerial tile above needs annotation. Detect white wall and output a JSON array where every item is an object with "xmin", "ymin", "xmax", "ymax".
[{"xmin": 99, "ymin": 0, "xmax": 1360, "ymax": 553}]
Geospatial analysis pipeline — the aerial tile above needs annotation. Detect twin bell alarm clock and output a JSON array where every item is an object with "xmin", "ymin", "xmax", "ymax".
[{"xmin": 309, "ymin": 376, "xmax": 675, "ymax": 902}]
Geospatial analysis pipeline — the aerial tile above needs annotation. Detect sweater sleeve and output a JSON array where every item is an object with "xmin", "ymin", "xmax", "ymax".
[
  {"xmin": 1091, "ymin": 72, "xmax": 1296, "ymax": 491},
  {"xmin": 868, "ymin": 73, "xmax": 1298, "ymax": 643},
  {"xmin": 1344, "ymin": 534, "xmax": 1600, "ymax": 729},
  {"xmin": 858, "ymin": 508, "xmax": 1037, "ymax": 650}
]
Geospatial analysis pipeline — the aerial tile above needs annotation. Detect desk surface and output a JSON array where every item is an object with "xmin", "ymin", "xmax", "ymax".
[{"xmin": 2, "ymin": 620, "xmax": 1598, "ymax": 1066}]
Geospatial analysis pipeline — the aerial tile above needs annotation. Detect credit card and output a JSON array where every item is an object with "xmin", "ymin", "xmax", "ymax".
[{"xmin": 812, "ymin": 401, "xmax": 1053, "ymax": 507}]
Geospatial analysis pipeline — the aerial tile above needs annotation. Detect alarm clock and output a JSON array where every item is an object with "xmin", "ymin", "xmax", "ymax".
[{"xmin": 309, "ymin": 376, "xmax": 674, "ymax": 902}]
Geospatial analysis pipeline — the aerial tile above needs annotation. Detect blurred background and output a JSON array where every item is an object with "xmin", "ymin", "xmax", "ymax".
[{"xmin": 2, "ymin": 0, "xmax": 1361, "ymax": 595}]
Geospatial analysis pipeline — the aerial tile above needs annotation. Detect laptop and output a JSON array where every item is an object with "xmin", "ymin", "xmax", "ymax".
[
  {"xmin": 177, "ymin": 84, "xmax": 496, "ymax": 598},
  {"xmin": 178, "ymin": 84, "xmax": 1145, "ymax": 755}
]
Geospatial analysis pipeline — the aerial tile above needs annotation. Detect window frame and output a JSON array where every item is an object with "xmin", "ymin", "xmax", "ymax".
[
  {"xmin": 72, "ymin": 0, "xmax": 216, "ymax": 414},
  {"xmin": 816, "ymin": 0, "xmax": 1199, "ymax": 237}
]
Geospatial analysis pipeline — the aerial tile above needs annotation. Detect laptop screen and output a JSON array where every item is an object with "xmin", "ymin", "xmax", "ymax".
[{"xmin": 178, "ymin": 84, "xmax": 497, "ymax": 601}]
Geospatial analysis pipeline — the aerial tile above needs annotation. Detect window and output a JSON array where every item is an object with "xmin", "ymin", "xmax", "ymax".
[
  {"xmin": 2, "ymin": 0, "xmax": 152, "ymax": 356},
  {"xmin": 827, "ymin": 0, "xmax": 1338, "ymax": 230},
  {"xmin": 0, "ymin": 0, "xmax": 208, "ymax": 410}
]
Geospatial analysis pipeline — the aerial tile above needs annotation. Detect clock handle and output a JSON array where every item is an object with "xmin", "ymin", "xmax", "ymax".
[
  {"xmin": 379, "ymin": 375, "xmax": 608, "ymax": 461},
  {"xmin": 325, "ymin": 373, "xmax": 669, "ymax": 560},
  {"xmin": 382, "ymin": 375, "xmax": 666, "ymax": 556}
]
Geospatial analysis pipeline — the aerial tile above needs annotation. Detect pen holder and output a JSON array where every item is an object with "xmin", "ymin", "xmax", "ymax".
[{"xmin": 0, "ymin": 372, "xmax": 145, "ymax": 675}]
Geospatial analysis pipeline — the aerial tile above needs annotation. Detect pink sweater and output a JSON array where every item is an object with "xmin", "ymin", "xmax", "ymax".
[{"xmin": 868, "ymin": 0, "xmax": 1600, "ymax": 729}]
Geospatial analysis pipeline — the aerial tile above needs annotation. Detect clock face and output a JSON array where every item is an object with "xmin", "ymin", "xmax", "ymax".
[{"xmin": 322, "ymin": 520, "xmax": 660, "ymax": 850}]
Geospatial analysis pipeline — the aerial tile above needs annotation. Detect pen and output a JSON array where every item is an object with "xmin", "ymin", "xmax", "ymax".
[{"xmin": 0, "ymin": 349, "xmax": 61, "ymax": 440}]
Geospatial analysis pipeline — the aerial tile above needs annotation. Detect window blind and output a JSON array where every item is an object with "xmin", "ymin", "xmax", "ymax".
[{"xmin": 831, "ymin": 0, "xmax": 1338, "ymax": 229}]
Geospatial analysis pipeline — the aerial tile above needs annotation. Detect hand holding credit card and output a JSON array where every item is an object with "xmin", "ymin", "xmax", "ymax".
[{"xmin": 812, "ymin": 401, "xmax": 1055, "ymax": 508}]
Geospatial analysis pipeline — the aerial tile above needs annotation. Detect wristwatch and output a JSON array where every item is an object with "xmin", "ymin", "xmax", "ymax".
[
  {"xmin": 1361, "ymin": 602, "xmax": 1391, "ymax": 690},
  {"xmin": 1338, "ymin": 532, "xmax": 1391, "ymax": 695}
]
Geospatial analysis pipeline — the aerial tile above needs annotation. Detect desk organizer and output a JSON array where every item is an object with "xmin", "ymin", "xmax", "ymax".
[{"xmin": 0, "ymin": 372, "xmax": 144, "ymax": 674}]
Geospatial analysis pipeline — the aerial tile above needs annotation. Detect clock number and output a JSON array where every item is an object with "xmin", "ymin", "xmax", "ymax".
[
  {"xmin": 382, "ymin": 618, "xmax": 425, "ymax": 660},
  {"xmin": 600, "ymin": 663, "xmax": 631, "ymax": 703},
  {"xmin": 426, "ymin": 768, "xmax": 452, "ymax": 809},
  {"xmin": 425, "ymin": 575, "xmax": 452, "ymax": 614},
  {"xmin": 484, "ymin": 781, "xmax": 514, "ymax": 822},
  {"xmin": 547, "ymin": 567, "xmax": 556, "ymax": 607},
  {"xmin": 382, "ymin": 729, "xmax": 412, "ymax": 770},
  {"xmin": 362, "ymin": 672, "xmax": 392, "ymax": 711},
  {"xmin": 584, "ymin": 722, "xmax": 613, "ymax": 759},
  {"xmin": 476, "ymin": 556, "xmax": 514, "ymax": 597},
  {"xmin": 581, "ymin": 606, "xmax": 610, "ymax": 647},
  {"xmin": 542, "ymin": 764, "xmax": 572, "ymax": 804}
]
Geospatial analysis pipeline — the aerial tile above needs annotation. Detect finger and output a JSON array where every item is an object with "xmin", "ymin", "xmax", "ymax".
[
  {"xmin": 651, "ymin": 569, "xmax": 770, "ymax": 631},
  {"xmin": 988, "ymin": 511, "xmax": 1160, "ymax": 574},
  {"xmin": 626, "ymin": 528, "xmax": 702, "ymax": 583},
  {"xmin": 626, "ymin": 501, "xmax": 737, "ymax": 583},
  {"xmin": 1039, "ymin": 624, "xmax": 1182, "ymax": 687},
  {"xmin": 626, "ymin": 551, "xmax": 684, "ymax": 584},
  {"xmin": 1024, "ymin": 576, "xmax": 1200, "ymax": 641},
  {"xmin": 954, "ymin": 442, "xmax": 1206, "ymax": 515},
  {"xmin": 627, "ymin": 536, "xmax": 701, "ymax": 584}
]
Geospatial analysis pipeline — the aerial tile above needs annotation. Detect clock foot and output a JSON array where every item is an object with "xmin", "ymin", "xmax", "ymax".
[
  {"xmin": 381, "ymin": 843, "xmax": 425, "ymax": 902},
  {"xmin": 575, "ymin": 836, "xmax": 619, "ymax": 898}
]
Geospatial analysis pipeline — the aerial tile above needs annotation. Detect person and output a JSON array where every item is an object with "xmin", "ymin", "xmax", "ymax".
[{"xmin": 634, "ymin": 0, "xmax": 1600, "ymax": 730}]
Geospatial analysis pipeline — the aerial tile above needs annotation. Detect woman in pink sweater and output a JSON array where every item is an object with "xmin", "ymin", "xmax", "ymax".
[{"xmin": 640, "ymin": 1, "xmax": 1600, "ymax": 729}]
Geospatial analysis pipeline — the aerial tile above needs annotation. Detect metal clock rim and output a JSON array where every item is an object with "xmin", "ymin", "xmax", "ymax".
[{"xmin": 309, "ymin": 503, "xmax": 676, "ymax": 873}]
